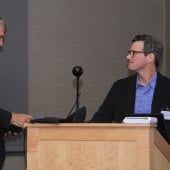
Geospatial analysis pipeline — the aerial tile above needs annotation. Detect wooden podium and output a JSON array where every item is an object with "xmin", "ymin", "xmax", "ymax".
[{"xmin": 26, "ymin": 123, "xmax": 170, "ymax": 170}]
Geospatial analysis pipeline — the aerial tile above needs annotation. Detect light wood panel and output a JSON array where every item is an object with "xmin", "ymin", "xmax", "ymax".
[{"xmin": 26, "ymin": 123, "xmax": 170, "ymax": 170}]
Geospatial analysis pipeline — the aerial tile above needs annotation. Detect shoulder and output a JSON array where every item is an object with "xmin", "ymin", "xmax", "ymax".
[
  {"xmin": 156, "ymin": 72, "xmax": 170, "ymax": 92},
  {"xmin": 107, "ymin": 74, "xmax": 137, "ymax": 94},
  {"xmin": 114, "ymin": 74, "xmax": 137, "ymax": 87},
  {"xmin": 157, "ymin": 72, "xmax": 170, "ymax": 82}
]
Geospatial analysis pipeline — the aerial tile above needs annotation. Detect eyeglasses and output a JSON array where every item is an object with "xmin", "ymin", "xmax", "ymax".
[{"xmin": 127, "ymin": 50, "xmax": 146, "ymax": 57}]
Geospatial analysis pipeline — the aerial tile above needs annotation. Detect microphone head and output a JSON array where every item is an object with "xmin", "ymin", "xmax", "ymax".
[{"xmin": 72, "ymin": 66, "xmax": 83, "ymax": 77}]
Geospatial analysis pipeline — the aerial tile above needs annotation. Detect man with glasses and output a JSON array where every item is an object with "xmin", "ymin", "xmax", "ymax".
[
  {"xmin": 0, "ymin": 16, "xmax": 32, "ymax": 169},
  {"xmin": 91, "ymin": 34, "xmax": 170, "ymax": 123}
]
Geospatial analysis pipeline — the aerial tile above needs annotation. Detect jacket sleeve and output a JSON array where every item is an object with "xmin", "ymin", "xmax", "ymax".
[
  {"xmin": 90, "ymin": 82, "xmax": 117, "ymax": 122},
  {"xmin": 0, "ymin": 108, "xmax": 12, "ymax": 129}
]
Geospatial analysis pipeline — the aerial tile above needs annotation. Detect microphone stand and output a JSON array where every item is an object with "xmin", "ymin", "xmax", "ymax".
[
  {"xmin": 72, "ymin": 66, "xmax": 83, "ymax": 121},
  {"xmin": 65, "ymin": 66, "xmax": 86, "ymax": 123},
  {"xmin": 76, "ymin": 76, "xmax": 80, "ymax": 111}
]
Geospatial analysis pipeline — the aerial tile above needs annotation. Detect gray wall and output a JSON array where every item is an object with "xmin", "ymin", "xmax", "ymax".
[
  {"xmin": 166, "ymin": 0, "xmax": 170, "ymax": 77},
  {"xmin": 0, "ymin": 1, "xmax": 28, "ymax": 114},
  {"xmin": 0, "ymin": 0, "xmax": 28, "ymax": 170},
  {"xmin": 0, "ymin": 0, "xmax": 169, "ymax": 169},
  {"xmin": 28, "ymin": 0, "xmax": 166, "ymax": 120}
]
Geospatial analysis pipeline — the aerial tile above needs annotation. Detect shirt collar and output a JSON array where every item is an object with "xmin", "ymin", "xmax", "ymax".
[{"xmin": 136, "ymin": 72, "xmax": 157, "ymax": 88}]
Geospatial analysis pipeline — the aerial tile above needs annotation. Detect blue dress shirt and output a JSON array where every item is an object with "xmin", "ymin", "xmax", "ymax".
[{"xmin": 134, "ymin": 72, "xmax": 157, "ymax": 114}]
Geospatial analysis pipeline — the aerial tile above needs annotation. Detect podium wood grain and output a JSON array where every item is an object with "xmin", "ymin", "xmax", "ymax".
[{"xmin": 25, "ymin": 123, "xmax": 170, "ymax": 170}]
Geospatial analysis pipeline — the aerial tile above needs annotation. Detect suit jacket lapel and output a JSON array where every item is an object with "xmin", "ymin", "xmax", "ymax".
[
  {"xmin": 152, "ymin": 72, "xmax": 165, "ymax": 113},
  {"xmin": 125, "ymin": 74, "xmax": 137, "ymax": 114}
]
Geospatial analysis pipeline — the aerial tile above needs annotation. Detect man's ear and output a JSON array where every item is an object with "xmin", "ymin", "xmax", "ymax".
[{"xmin": 147, "ymin": 53, "xmax": 155, "ymax": 64}]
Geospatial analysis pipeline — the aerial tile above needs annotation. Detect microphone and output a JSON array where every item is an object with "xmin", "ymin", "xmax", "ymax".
[
  {"xmin": 72, "ymin": 66, "xmax": 83, "ymax": 78},
  {"xmin": 66, "ymin": 66, "xmax": 86, "ymax": 122},
  {"xmin": 72, "ymin": 66, "xmax": 83, "ymax": 113}
]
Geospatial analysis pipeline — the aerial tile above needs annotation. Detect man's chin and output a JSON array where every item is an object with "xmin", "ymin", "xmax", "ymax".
[
  {"xmin": 127, "ymin": 65, "xmax": 132, "ymax": 70},
  {"xmin": 127, "ymin": 66, "xmax": 136, "ymax": 71}
]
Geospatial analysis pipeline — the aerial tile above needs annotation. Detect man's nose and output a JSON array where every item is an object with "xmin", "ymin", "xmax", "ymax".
[{"xmin": 126, "ymin": 54, "xmax": 131, "ymax": 59}]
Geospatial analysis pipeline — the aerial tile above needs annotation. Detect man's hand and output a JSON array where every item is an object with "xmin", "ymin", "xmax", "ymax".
[
  {"xmin": 11, "ymin": 112, "xmax": 32, "ymax": 128},
  {"xmin": 4, "ymin": 131, "xmax": 18, "ymax": 137}
]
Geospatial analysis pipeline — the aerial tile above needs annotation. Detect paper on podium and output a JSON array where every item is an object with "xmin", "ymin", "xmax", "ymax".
[{"xmin": 122, "ymin": 117, "xmax": 158, "ymax": 123}]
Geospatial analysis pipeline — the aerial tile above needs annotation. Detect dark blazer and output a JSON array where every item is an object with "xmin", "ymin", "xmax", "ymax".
[
  {"xmin": 0, "ymin": 108, "xmax": 11, "ymax": 169},
  {"xmin": 91, "ymin": 72, "xmax": 170, "ymax": 123}
]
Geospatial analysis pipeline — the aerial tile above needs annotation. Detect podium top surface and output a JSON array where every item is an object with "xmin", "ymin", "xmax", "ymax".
[{"xmin": 25, "ymin": 122, "xmax": 157, "ymax": 128}]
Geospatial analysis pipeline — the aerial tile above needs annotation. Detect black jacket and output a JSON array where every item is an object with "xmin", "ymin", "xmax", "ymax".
[
  {"xmin": 0, "ymin": 108, "xmax": 11, "ymax": 169},
  {"xmin": 91, "ymin": 72, "xmax": 170, "ymax": 123},
  {"xmin": 0, "ymin": 109, "xmax": 12, "ymax": 130}
]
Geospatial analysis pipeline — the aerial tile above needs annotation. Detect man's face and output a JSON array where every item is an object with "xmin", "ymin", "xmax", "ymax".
[
  {"xmin": 0, "ymin": 24, "xmax": 5, "ymax": 51},
  {"xmin": 126, "ymin": 41, "xmax": 148, "ymax": 72}
]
